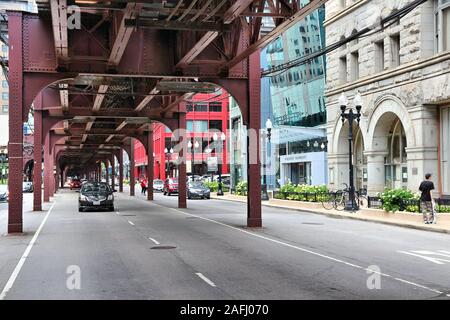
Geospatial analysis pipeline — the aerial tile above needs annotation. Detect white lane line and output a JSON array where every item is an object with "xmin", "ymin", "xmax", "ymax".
[
  {"xmin": 0, "ymin": 202, "xmax": 56, "ymax": 300},
  {"xmin": 196, "ymin": 273, "xmax": 216, "ymax": 287},
  {"xmin": 128, "ymin": 221, "xmax": 135, "ymax": 226},
  {"xmin": 148, "ymin": 237, "xmax": 160, "ymax": 245},
  {"xmin": 151, "ymin": 202, "xmax": 443, "ymax": 296}
]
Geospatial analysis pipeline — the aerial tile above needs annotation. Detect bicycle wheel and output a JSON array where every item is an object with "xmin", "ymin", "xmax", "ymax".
[
  {"xmin": 321, "ymin": 193, "xmax": 335, "ymax": 210},
  {"xmin": 335, "ymin": 191, "xmax": 346, "ymax": 211}
]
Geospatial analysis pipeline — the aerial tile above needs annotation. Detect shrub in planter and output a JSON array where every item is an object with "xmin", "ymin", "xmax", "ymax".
[
  {"xmin": 379, "ymin": 188, "xmax": 418, "ymax": 212},
  {"xmin": 235, "ymin": 181, "xmax": 248, "ymax": 196},
  {"xmin": 277, "ymin": 183, "xmax": 328, "ymax": 202}
]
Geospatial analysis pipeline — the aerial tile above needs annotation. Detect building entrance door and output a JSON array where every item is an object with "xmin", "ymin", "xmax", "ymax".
[{"xmin": 290, "ymin": 162, "xmax": 311, "ymax": 185}]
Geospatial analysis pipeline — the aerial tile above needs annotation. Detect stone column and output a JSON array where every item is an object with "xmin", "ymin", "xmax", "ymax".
[{"xmin": 365, "ymin": 151, "xmax": 388, "ymax": 195}]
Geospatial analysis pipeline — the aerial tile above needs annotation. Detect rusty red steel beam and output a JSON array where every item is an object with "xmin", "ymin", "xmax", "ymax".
[
  {"xmin": 223, "ymin": 0, "xmax": 328, "ymax": 70},
  {"xmin": 176, "ymin": 0, "xmax": 254, "ymax": 68}
]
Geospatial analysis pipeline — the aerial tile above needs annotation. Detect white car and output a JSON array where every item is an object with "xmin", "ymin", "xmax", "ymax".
[{"xmin": 0, "ymin": 185, "xmax": 8, "ymax": 202}]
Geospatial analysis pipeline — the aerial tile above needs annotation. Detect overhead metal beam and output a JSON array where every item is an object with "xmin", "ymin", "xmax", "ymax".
[
  {"xmin": 224, "ymin": 0, "xmax": 327, "ymax": 69},
  {"xmin": 108, "ymin": 2, "xmax": 143, "ymax": 67},
  {"xmin": 125, "ymin": 19, "xmax": 230, "ymax": 32},
  {"xmin": 92, "ymin": 84, "xmax": 109, "ymax": 111},
  {"xmin": 176, "ymin": 0, "xmax": 254, "ymax": 68}
]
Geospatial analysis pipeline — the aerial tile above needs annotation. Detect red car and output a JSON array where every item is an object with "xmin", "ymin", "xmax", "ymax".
[
  {"xmin": 163, "ymin": 178, "xmax": 178, "ymax": 196},
  {"xmin": 70, "ymin": 179, "xmax": 82, "ymax": 190}
]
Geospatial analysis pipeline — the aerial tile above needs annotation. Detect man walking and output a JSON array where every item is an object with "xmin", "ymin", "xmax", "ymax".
[{"xmin": 419, "ymin": 173, "xmax": 435, "ymax": 224}]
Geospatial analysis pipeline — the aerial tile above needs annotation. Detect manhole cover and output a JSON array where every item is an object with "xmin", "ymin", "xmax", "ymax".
[
  {"xmin": 150, "ymin": 245, "xmax": 177, "ymax": 250},
  {"xmin": 302, "ymin": 222, "xmax": 324, "ymax": 226}
]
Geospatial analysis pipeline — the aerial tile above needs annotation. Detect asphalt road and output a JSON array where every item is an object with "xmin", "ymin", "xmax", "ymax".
[{"xmin": 0, "ymin": 189, "xmax": 450, "ymax": 300}]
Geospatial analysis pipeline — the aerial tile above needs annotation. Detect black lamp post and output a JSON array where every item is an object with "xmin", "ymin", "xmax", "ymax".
[
  {"xmin": 188, "ymin": 139, "xmax": 199, "ymax": 181},
  {"xmin": 213, "ymin": 132, "xmax": 226, "ymax": 196},
  {"xmin": 262, "ymin": 118, "xmax": 272, "ymax": 201},
  {"xmin": 339, "ymin": 92, "xmax": 363, "ymax": 212}
]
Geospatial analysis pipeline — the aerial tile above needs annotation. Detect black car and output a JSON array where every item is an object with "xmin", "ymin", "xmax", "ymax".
[
  {"xmin": 78, "ymin": 182, "xmax": 115, "ymax": 212},
  {"xmin": 187, "ymin": 181, "xmax": 211, "ymax": 199}
]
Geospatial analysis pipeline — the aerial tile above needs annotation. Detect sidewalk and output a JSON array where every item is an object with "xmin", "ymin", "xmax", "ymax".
[{"xmin": 210, "ymin": 193, "xmax": 450, "ymax": 234}]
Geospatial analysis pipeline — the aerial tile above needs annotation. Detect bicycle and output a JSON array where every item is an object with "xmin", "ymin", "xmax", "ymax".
[{"xmin": 322, "ymin": 184, "xmax": 368, "ymax": 211}]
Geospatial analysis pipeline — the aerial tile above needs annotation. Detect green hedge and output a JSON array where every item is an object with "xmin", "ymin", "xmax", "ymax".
[
  {"xmin": 274, "ymin": 183, "xmax": 328, "ymax": 202},
  {"xmin": 379, "ymin": 188, "xmax": 418, "ymax": 212},
  {"xmin": 203, "ymin": 181, "xmax": 229, "ymax": 192},
  {"xmin": 235, "ymin": 181, "xmax": 248, "ymax": 196}
]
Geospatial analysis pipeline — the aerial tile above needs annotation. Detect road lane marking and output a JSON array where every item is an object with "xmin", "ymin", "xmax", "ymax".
[
  {"xmin": 0, "ymin": 202, "xmax": 56, "ymax": 300},
  {"xmin": 128, "ymin": 221, "xmax": 135, "ymax": 226},
  {"xmin": 115, "ymin": 211, "xmax": 120, "ymax": 215},
  {"xmin": 398, "ymin": 250, "xmax": 450, "ymax": 265},
  {"xmin": 148, "ymin": 237, "xmax": 160, "ymax": 245},
  {"xmin": 196, "ymin": 273, "xmax": 216, "ymax": 287},
  {"xmin": 151, "ymin": 202, "xmax": 444, "ymax": 296}
]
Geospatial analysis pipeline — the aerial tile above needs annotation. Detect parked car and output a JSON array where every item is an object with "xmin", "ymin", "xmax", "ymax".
[
  {"xmin": 70, "ymin": 179, "xmax": 82, "ymax": 190},
  {"xmin": 187, "ymin": 181, "xmax": 210, "ymax": 199},
  {"xmin": 163, "ymin": 178, "xmax": 179, "ymax": 196},
  {"xmin": 78, "ymin": 182, "xmax": 115, "ymax": 212},
  {"xmin": 22, "ymin": 181, "xmax": 34, "ymax": 193},
  {"xmin": 153, "ymin": 179, "xmax": 164, "ymax": 192},
  {"xmin": 0, "ymin": 185, "xmax": 8, "ymax": 202}
]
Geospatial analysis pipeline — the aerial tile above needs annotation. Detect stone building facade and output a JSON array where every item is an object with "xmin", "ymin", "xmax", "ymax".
[{"xmin": 325, "ymin": 0, "xmax": 450, "ymax": 196}]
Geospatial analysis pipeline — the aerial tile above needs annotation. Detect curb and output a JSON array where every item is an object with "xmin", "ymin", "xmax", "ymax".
[{"xmin": 211, "ymin": 196, "xmax": 450, "ymax": 235}]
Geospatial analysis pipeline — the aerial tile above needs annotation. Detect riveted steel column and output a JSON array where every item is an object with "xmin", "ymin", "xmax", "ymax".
[
  {"xmin": 111, "ymin": 156, "xmax": 115, "ymax": 190},
  {"xmin": 7, "ymin": 12, "xmax": 24, "ymax": 233},
  {"xmin": 147, "ymin": 130, "xmax": 154, "ymax": 201},
  {"xmin": 33, "ymin": 109, "xmax": 43, "ymax": 211},
  {"xmin": 247, "ymin": 51, "xmax": 262, "ymax": 228},
  {"xmin": 43, "ymin": 134, "xmax": 51, "ymax": 202},
  {"xmin": 105, "ymin": 160, "xmax": 109, "ymax": 185},
  {"xmin": 130, "ymin": 139, "xmax": 135, "ymax": 196},
  {"xmin": 119, "ymin": 150, "xmax": 124, "ymax": 192},
  {"xmin": 178, "ymin": 111, "xmax": 187, "ymax": 209}
]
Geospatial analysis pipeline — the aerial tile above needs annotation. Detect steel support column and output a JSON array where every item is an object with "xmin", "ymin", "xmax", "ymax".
[
  {"xmin": 147, "ymin": 130, "xmax": 154, "ymax": 201},
  {"xmin": 119, "ymin": 150, "xmax": 124, "ymax": 192},
  {"xmin": 105, "ymin": 160, "xmax": 109, "ymax": 185},
  {"xmin": 7, "ymin": 12, "xmax": 24, "ymax": 233},
  {"xmin": 178, "ymin": 111, "xmax": 187, "ymax": 209},
  {"xmin": 44, "ymin": 134, "xmax": 51, "ymax": 202},
  {"xmin": 33, "ymin": 109, "xmax": 43, "ymax": 211},
  {"xmin": 129, "ymin": 139, "xmax": 135, "ymax": 196},
  {"xmin": 111, "ymin": 156, "xmax": 115, "ymax": 191},
  {"xmin": 247, "ymin": 51, "xmax": 262, "ymax": 228}
]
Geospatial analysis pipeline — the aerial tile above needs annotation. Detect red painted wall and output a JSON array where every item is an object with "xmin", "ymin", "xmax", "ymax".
[{"xmin": 134, "ymin": 90, "xmax": 230, "ymax": 181}]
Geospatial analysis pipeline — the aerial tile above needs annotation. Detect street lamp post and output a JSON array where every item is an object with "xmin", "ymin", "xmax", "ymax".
[
  {"xmin": 188, "ymin": 139, "xmax": 199, "ymax": 181},
  {"xmin": 213, "ymin": 132, "xmax": 226, "ymax": 196},
  {"xmin": 339, "ymin": 92, "xmax": 363, "ymax": 212},
  {"xmin": 262, "ymin": 119, "xmax": 272, "ymax": 201}
]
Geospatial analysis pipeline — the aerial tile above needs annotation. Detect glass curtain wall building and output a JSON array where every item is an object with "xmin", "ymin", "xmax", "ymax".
[{"xmin": 265, "ymin": 1, "xmax": 327, "ymax": 187}]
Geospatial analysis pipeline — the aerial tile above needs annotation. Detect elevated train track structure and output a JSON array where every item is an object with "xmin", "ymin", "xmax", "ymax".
[{"xmin": 6, "ymin": 0, "xmax": 326, "ymax": 233}]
